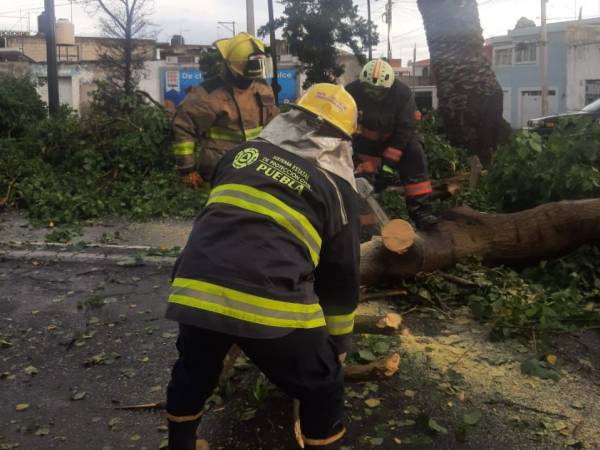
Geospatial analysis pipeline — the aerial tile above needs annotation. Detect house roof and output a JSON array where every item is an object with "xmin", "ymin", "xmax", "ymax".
[
  {"xmin": 0, "ymin": 48, "xmax": 35, "ymax": 62},
  {"xmin": 488, "ymin": 17, "xmax": 600, "ymax": 45}
]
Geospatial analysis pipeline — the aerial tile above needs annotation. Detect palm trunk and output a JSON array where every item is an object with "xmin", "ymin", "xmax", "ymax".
[{"xmin": 416, "ymin": 0, "xmax": 510, "ymax": 165}]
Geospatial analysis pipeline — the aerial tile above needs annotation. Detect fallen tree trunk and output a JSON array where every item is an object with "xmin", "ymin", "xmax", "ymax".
[{"xmin": 361, "ymin": 199, "xmax": 600, "ymax": 285}]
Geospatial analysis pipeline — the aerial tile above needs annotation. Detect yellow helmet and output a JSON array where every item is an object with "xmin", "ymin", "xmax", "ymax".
[
  {"xmin": 293, "ymin": 83, "xmax": 358, "ymax": 138},
  {"xmin": 214, "ymin": 32, "xmax": 267, "ymax": 79}
]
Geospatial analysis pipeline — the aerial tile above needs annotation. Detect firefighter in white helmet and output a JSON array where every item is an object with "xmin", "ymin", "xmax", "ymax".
[
  {"xmin": 346, "ymin": 59, "xmax": 437, "ymax": 230},
  {"xmin": 172, "ymin": 32, "xmax": 279, "ymax": 189}
]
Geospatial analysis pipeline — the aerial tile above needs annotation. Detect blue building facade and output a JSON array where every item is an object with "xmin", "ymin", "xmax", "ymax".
[{"xmin": 488, "ymin": 21, "xmax": 575, "ymax": 128}]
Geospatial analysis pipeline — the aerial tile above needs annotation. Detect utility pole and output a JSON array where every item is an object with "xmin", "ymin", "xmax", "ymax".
[
  {"xmin": 217, "ymin": 21, "xmax": 236, "ymax": 37},
  {"xmin": 367, "ymin": 0, "xmax": 372, "ymax": 60},
  {"xmin": 384, "ymin": 0, "xmax": 393, "ymax": 60},
  {"xmin": 412, "ymin": 43, "xmax": 416, "ymax": 92},
  {"xmin": 44, "ymin": 0, "xmax": 59, "ymax": 116},
  {"xmin": 540, "ymin": 0, "xmax": 549, "ymax": 116},
  {"xmin": 246, "ymin": 0, "xmax": 255, "ymax": 35},
  {"xmin": 267, "ymin": 0, "xmax": 279, "ymax": 106}
]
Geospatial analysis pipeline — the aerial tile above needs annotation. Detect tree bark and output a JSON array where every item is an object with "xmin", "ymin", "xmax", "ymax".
[
  {"xmin": 361, "ymin": 199, "xmax": 600, "ymax": 285},
  {"xmin": 416, "ymin": 0, "xmax": 510, "ymax": 165}
]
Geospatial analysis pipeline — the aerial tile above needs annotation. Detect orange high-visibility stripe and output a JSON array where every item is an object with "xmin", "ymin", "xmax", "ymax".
[
  {"xmin": 303, "ymin": 426, "xmax": 346, "ymax": 447},
  {"xmin": 405, "ymin": 181, "xmax": 433, "ymax": 197},
  {"xmin": 373, "ymin": 60, "xmax": 382, "ymax": 81},
  {"xmin": 360, "ymin": 128, "xmax": 380, "ymax": 141},
  {"xmin": 357, "ymin": 154, "xmax": 381, "ymax": 174},
  {"xmin": 360, "ymin": 127, "xmax": 392, "ymax": 141},
  {"xmin": 383, "ymin": 147, "xmax": 403, "ymax": 162}
]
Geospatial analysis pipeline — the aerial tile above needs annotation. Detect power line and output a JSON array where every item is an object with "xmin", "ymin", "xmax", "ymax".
[
  {"xmin": 0, "ymin": 0, "xmax": 91, "ymax": 16},
  {"xmin": 391, "ymin": 26, "xmax": 424, "ymax": 40}
]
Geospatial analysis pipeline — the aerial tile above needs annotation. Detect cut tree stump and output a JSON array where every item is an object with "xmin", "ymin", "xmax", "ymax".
[
  {"xmin": 361, "ymin": 199, "xmax": 600, "ymax": 285},
  {"xmin": 344, "ymin": 353, "xmax": 401, "ymax": 383},
  {"xmin": 354, "ymin": 313, "xmax": 403, "ymax": 335}
]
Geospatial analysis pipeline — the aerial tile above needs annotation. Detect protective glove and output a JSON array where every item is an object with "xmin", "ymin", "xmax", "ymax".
[
  {"xmin": 374, "ymin": 165, "xmax": 396, "ymax": 193},
  {"xmin": 181, "ymin": 171, "xmax": 203, "ymax": 190}
]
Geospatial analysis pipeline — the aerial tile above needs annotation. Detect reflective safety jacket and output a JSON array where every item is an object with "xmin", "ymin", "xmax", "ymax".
[
  {"xmin": 345, "ymin": 79, "xmax": 416, "ymax": 175},
  {"xmin": 166, "ymin": 140, "xmax": 361, "ymax": 352},
  {"xmin": 172, "ymin": 73, "xmax": 279, "ymax": 178}
]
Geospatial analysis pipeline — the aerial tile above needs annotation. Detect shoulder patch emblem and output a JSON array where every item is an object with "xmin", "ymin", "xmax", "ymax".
[{"xmin": 233, "ymin": 148, "xmax": 260, "ymax": 169}]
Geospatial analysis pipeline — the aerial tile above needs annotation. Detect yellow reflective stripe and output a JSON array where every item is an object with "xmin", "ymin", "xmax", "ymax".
[
  {"xmin": 245, "ymin": 126, "xmax": 263, "ymax": 140},
  {"xmin": 169, "ymin": 277, "xmax": 326, "ymax": 329},
  {"xmin": 208, "ymin": 184, "xmax": 321, "ymax": 266},
  {"xmin": 206, "ymin": 126, "xmax": 263, "ymax": 142},
  {"xmin": 325, "ymin": 311, "xmax": 356, "ymax": 336},
  {"xmin": 207, "ymin": 127, "xmax": 243, "ymax": 142},
  {"xmin": 211, "ymin": 184, "xmax": 321, "ymax": 248},
  {"xmin": 173, "ymin": 278, "xmax": 323, "ymax": 313},
  {"xmin": 172, "ymin": 141, "xmax": 195, "ymax": 155},
  {"xmin": 382, "ymin": 164, "xmax": 395, "ymax": 174}
]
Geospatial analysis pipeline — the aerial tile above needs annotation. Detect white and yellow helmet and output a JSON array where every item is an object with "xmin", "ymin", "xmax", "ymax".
[
  {"xmin": 214, "ymin": 32, "xmax": 267, "ymax": 79},
  {"xmin": 359, "ymin": 59, "xmax": 395, "ymax": 89}
]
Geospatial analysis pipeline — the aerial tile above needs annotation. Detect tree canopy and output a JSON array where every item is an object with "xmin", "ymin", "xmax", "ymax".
[{"xmin": 259, "ymin": 0, "xmax": 378, "ymax": 87}]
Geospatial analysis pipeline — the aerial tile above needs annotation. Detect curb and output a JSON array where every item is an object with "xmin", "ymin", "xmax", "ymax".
[{"xmin": 0, "ymin": 241, "xmax": 177, "ymax": 267}]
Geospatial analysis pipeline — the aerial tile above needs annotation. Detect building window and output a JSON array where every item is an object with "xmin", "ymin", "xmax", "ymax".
[
  {"xmin": 494, "ymin": 48, "xmax": 512, "ymax": 66},
  {"xmin": 515, "ymin": 42, "xmax": 537, "ymax": 64}
]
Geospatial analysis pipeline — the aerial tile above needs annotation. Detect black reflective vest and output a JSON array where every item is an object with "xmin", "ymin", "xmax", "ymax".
[
  {"xmin": 166, "ymin": 140, "xmax": 360, "ymax": 349},
  {"xmin": 346, "ymin": 79, "xmax": 417, "ymax": 170}
]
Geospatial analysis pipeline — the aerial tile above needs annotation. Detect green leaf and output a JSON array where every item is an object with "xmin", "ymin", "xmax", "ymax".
[
  {"xmin": 35, "ymin": 426, "xmax": 50, "ymax": 436},
  {"xmin": 463, "ymin": 409, "xmax": 482, "ymax": 426},
  {"xmin": 23, "ymin": 365, "xmax": 39, "ymax": 376},
  {"xmin": 358, "ymin": 349, "xmax": 377, "ymax": 362},
  {"xmin": 240, "ymin": 408, "xmax": 256, "ymax": 421},
  {"xmin": 71, "ymin": 391, "xmax": 86, "ymax": 401},
  {"xmin": 428, "ymin": 418, "xmax": 448, "ymax": 434},
  {"xmin": 372, "ymin": 341, "xmax": 390, "ymax": 355}
]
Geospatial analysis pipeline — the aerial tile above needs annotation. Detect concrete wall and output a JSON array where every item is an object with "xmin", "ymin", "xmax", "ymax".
[
  {"xmin": 0, "ymin": 62, "xmax": 31, "ymax": 77},
  {"xmin": 566, "ymin": 25, "xmax": 600, "ymax": 110},
  {"xmin": 336, "ymin": 53, "xmax": 362, "ymax": 87},
  {"xmin": 5, "ymin": 35, "xmax": 154, "ymax": 63},
  {"xmin": 493, "ymin": 30, "xmax": 568, "ymax": 127}
]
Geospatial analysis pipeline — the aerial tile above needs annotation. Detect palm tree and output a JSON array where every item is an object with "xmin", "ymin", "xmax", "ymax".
[{"xmin": 417, "ymin": 0, "xmax": 510, "ymax": 165}]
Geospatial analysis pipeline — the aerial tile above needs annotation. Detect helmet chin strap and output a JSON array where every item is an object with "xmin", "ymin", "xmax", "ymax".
[{"xmin": 225, "ymin": 66, "xmax": 253, "ymax": 89}]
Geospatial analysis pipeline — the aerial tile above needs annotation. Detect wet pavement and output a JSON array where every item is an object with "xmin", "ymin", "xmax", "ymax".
[{"xmin": 1, "ymin": 247, "xmax": 598, "ymax": 450}]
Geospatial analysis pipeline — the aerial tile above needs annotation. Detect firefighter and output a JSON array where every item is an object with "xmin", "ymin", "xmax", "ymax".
[
  {"xmin": 171, "ymin": 32, "xmax": 279, "ymax": 189},
  {"xmin": 165, "ymin": 83, "xmax": 361, "ymax": 450},
  {"xmin": 346, "ymin": 59, "xmax": 438, "ymax": 230}
]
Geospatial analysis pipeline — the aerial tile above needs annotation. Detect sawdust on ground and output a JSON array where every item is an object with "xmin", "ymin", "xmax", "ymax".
[{"xmin": 357, "ymin": 299, "xmax": 599, "ymax": 448}]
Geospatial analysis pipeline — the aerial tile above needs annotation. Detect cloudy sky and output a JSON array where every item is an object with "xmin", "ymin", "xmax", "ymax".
[{"xmin": 2, "ymin": 0, "xmax": 600, "ymax": 64}]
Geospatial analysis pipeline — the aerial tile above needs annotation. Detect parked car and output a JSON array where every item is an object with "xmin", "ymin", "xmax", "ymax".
[{"xmin": 527, "ymin": 98, "xmax": 600, "ymax": 135}]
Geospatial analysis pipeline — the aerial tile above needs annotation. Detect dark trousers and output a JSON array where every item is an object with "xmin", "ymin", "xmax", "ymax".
[
  {"xmin": 354, "ymin": 134, "xmax": 430, "ymax": 186},
  {"xmin": 167, "ymin": 324, "xmax": 345, "ymax": 445}
]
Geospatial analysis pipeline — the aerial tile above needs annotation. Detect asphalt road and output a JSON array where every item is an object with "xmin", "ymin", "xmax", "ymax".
[{"xmin": 0, "ymin": 253, "xmax": 588, "ymax": 450}]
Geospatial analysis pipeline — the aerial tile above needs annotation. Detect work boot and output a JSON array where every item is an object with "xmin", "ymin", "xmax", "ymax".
[
  {"xmin": 303, "ymin": 422, "xmax": 345, "ymax": 449},
  {"xmin": 406, "ymin": 194, "xmax": 438, "ymax": 230},
  {"xmin": 168, "ymin": 417, "xmax": 201, "ymax": 450},
  {"xmin": 196, "ymin": 439, "xmax": 209, "ymax": 450}
]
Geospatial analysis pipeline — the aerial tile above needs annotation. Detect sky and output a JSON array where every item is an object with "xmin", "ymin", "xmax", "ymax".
[{"xmin": 1, "ymin": 0, "xmax": 600, "ymax": 65}]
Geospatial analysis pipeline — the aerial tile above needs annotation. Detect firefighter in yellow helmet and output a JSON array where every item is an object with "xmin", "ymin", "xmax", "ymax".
[
  {"xmin": 172, "ymin": 32, "xmax": 279, "ymax": 189},
  {"xmin": 165, "ymin": 84, "xmax": 360, "ymax": 450}
]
